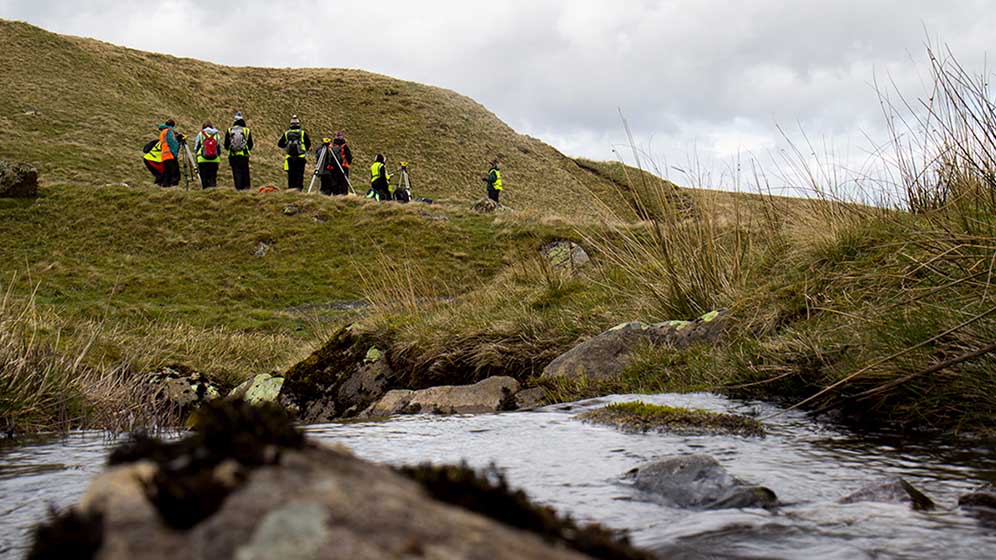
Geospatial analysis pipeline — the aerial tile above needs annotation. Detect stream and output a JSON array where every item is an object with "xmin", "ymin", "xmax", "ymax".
[{"xmin": 3, "ymin": 392, "xmax": 996, "ymax": 559}]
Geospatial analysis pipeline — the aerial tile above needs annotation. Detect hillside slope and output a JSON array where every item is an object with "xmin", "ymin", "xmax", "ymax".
[{"xmin": 0, "ymin": 20, "xmax": 633, "ymax": 217}]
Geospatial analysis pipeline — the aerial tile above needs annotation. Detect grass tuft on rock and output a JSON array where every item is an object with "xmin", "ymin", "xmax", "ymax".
[
  {"xmin": 580, "ymin": 401, "xmax": 765, "ymax": 437},
  {"xmin": 108, "ymin": 400, "xmax": 304, "ymax": 530}
]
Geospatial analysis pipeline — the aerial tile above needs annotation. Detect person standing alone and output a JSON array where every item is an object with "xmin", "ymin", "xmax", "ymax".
[
  {"xmin": 278, "ymin": 115, "xmax": 311, "ymax": 191},
  {"xmin": 483, "ymin": 158, "xmax": 502, "ymax": 203},
  {"xmin": 194, "ymin": 122, "xmax": 222, "ymax": 188},
  {"xmin": 224, "ymin": 111, "xmax": 254, "ymax": 190}
]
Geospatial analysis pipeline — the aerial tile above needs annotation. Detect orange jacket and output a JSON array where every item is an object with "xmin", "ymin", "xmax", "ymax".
[{"xmin": 159, "ymin": 128, "xmax": 175, "ymax": 161}]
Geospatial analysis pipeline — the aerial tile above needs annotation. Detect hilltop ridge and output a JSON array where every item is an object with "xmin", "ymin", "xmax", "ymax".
[{"xmin": 0, "ymin": 19, "xmax": 641, "ymax": 217}]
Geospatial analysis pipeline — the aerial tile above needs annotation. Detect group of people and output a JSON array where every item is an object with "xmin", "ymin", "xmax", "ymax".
[{"xmin": 142, "ymin": 112, "xmax": 504, "ymax": 203}]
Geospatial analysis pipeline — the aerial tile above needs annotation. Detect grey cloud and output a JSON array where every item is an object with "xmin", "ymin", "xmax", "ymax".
[{"xmin": 2, "ymin": 0, "xmax": 994, "ymax": 175}]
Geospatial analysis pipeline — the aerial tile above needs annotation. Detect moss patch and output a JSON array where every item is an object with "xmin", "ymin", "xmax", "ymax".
[{"xmin": 580, "ymin": 401, "xmax": 765, "ymax": 437}]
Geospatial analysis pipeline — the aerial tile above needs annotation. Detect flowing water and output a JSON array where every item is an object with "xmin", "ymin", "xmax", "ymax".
[{"xmin": 3, "ymin": 393, "xmax": 996, "ymax": 559}]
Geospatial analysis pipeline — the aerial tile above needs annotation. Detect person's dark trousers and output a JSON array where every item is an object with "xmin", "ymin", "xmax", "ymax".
[
  {"xmin": 331, "ymin": 169, "xmax": 349, "ymax": 196},
  {"xmin": 319, "ymin": 174, "xmax": 334, "ymax": 196},
  {"xmin": 144, "ymin": 160, "xmax": 164, "ymax": 185},
  {"xmin": 287, "ymin": 158, "xmax": 306, "ymax": 190},
  {"xmin": 229, "ymin": 156, "xmax": 251, "ymax": 190},
  {"xmin": 487, "ymin": 185, "xmax": 500, "ymax": 203},
  {"xmin": 372, "ymin": 179, "xmax": 391, "ymax": 202},
  {"xmin": 162, "ymin": 158, "xmax": 181, "ymax": 187},
  {"xmin": 198, "ymin": 162, "xmax": 219, "ymax": 188}
]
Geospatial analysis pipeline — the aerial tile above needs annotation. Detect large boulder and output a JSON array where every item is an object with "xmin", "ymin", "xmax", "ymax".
[
  {"xmin": 0, "ymin": 160, "xmax": 39, "ymax": 198},
  {"xmin": 839, "ymin": 477, "xmax": 936, "ymax": 511},
  {"xmin": 542, "ymin": 310, "xmax": 729, "ymax": 382},
  {"xmin": 364, "ymin": 376, "xmax": 521, "ymax": 417},
  {"xmin": 629, "ymin": 454, "xmax": 777, "ymax": 510},
  {"xmin": 28, "ymin": 401, "xmax": 651, "ymax": 560},
  {"xmin": 281, "ymin": 326, "xmax": 392, "ymax": 423}
]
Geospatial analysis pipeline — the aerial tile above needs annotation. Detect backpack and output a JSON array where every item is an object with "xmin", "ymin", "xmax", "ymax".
[
  {"xmin": 202, "ymin": 133, "xmax": 219, "ymax": 159},
  {"xmin": 230, "ymin": 126, "xmax": 247, "ymax": 152},
  {"xmin": 285, "ymin": 130, "xmax": 303, "ymax": 157}
]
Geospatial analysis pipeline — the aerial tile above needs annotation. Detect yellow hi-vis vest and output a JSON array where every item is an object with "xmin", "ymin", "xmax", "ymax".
[
  {"xmin": 144, "ymin": 142, "xmax": 164, "ymax": 163},
  {"xmin": 491, "ymin": 168, "xmax": 503, "ymax": 191},
  {"xmin": 371, "ymin": 161, "xmax": 390, "ymax": 184}
]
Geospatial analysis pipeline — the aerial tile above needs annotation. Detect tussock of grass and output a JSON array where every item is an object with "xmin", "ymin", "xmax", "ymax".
[
  {"xmin": 0, "ymin": 285, "xmax": 181, "ymax": 434},
  {"xmin": 579, "ymin": 401, "xmax": 765, "ymax": 437}
]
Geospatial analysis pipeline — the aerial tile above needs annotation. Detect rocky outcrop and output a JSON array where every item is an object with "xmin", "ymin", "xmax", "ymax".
[
  {"xmin": 542, "ymin": 310, "xmax": 729, "ymax": 382},
  {"xmin": 146, "ymin": 365, "xmax": 220, "ymax": 410},
  {"xmin": 0, "ymin": 160, "xmax": 39, "ymax": 198},
  {"xmin": 629, "ymin": 454, "xmax": 777, "ymax": 510},
  {"xmin": 28, "ymin": 401, "xmax": 652, "ymax": 560},
  {"xmin": 365, "ymin": 376, "xmax": 520, "ymax": 417},
  {"xmin": 839, "ymin": 477, "xmax": 936, "ymax": 511},
  {"xmin": 542, "ymin": 241, "xmax": 590, "ymax": 274},
  {"xmin": 281, "ymin": 325, "xmax": 392, "ymax": 423}
]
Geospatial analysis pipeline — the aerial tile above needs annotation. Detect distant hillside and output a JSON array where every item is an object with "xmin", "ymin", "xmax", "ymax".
[{"xmin": 0, "ymin": 20, "xmax": 638, "ymax": 217}]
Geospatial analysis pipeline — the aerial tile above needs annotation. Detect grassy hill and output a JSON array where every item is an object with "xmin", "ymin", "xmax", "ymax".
[
  {"xmin": 0, "ymin": 19, "xmax": 639, "ymax": 217},
  {"xmin": 3, "ymin": 20, "xmax": 996, "ymax": 437}
]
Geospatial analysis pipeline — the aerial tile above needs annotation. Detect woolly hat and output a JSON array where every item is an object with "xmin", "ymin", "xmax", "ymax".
[
  {"xmin": 335, "ymin": 131, "xmax": 345, "ymax": 140},
  {"xmin": 233, "ymin": 111, "xmax": 244, "ymax": 123},
  {"xmin": 290, "ymin": 114, "xmax": 300, "ymax": 125}
]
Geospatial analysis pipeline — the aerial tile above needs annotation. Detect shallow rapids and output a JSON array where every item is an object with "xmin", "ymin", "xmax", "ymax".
[{"xmin": 4, "ymin": 393, "xmax": 996, "ymax": 559}]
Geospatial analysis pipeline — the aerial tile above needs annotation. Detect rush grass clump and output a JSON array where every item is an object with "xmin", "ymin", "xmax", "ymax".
[{"xmin": 580, "ymin": 401, "xmax": 765, "ymax": 437}]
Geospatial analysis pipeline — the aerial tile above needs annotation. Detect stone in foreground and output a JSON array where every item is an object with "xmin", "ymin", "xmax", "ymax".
[
  {"xmin": 629, "ymin": 454, "xmax": 777, "ymax": 510},
  {"xmin": 839, "ymin": 477, "xmax": 936, "ymax": 511},
  {"xmin": 28, "ymin": 401, "xmax": 653, "ymax": 560}
]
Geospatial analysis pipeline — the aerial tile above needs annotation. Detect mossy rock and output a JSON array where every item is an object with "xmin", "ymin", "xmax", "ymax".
[{"xmin": 579, "ymin": 401, "xmax": 765, "ymax": 437}]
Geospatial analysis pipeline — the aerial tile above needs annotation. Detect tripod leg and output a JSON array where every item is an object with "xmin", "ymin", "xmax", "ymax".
[{"xmin": 308, "ymin": 148, "xmax": 325, "ymax": 194}]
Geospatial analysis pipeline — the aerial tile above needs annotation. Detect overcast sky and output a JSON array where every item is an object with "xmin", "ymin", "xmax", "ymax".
[{"xmin": 2, "ymin": 1, "xmax": 994, "ymax": 195}]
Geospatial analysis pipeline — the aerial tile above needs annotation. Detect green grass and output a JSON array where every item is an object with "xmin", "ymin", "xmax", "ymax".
[{"xmin": 4, "ymin": 19, "xmax": 996, "ymax": 437}]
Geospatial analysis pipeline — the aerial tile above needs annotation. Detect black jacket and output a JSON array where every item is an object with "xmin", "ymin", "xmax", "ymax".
[
  {"xmin": 223, "ymin": 119, "xmax": 254, "ymax": 155},
  {"xmin": 277, "ymin": 125, "xmax": 311, "ymax": 156},
  {"xmin": 332, "ymin": 139, "xmax": 353, "ymax": 168}
]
